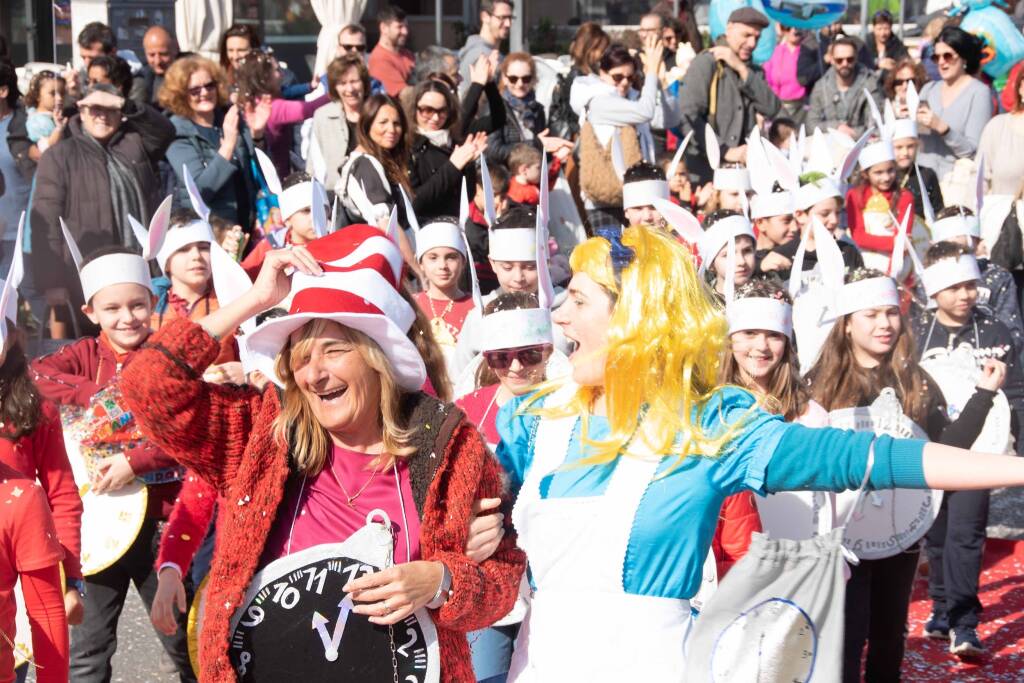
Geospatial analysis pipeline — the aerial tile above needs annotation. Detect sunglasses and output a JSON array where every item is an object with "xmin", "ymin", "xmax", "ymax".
[
  {"xmin": 610, "ymin": 72, "xmax": 632, "ymax": 83},
  {"xmin": 893, "ymin": 78, "xmax": 913, "ymax": 87},
  {"xmin": 930, "ymin": 51, "xmax": 959, "ymax": 64},
  {"xmin": 506, "ymin": 74, "xmax": 533, "ymax": 85},
  {"xmin": 417, "ymin": 104, "xmax": 448, "ymax": 118},
  {"xmin": 339, "ymin": 43, "xmax": 366, "ymax": 53},
  {"xmin": 483, "ymin": 344, "xmax": 551, "ymax": 370},
  {"xmin": 832, "ymin": 56, "xmax": 856, "ymax": 65},
  {"xmin": 188, "ymin": 81, "xmax": 217, "ymax": 97}
]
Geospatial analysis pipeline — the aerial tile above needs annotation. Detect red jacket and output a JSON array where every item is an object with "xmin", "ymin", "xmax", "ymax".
[
  {"xmin": 156, "ymin": 472, "xmax": 217, "ymax": 575},
  {"xmin": 0, "ymin": 401, "xmax": 84, "ymax": 580},
  {"xmin": 711, "ymin": 492, "xmax": 762, "ymax": 578},
  {"xmin": 30, "ymin": 335, "xmax": 182, "ymax": 519},
  {"xmin": 119, "ymin": 319, "xmax": 526, "ymax": 682},
  {"xmin": 845, "ymin": 184, "xmax": 915, "ymax": 256}
]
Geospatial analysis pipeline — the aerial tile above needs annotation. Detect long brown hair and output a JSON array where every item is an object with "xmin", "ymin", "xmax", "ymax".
[
  {"xmin": 569, "ymin": 23, "xmax": 610, "ymax": 74},
  {"xmin": 408, "ymin": 78, "xmax": 460, "ymax": 137},
  {"xmin": 233, "ymin": 52, "xmax": 279, "ymax": 105},
  {"xmin": 398, "ymin": 284, "xmax": 452, "ymax": 402},
  {"xmin": 356, "ymin": 94, "xmax": 412, "ymax": 195},
  {"xmin": 718, "ymin": 281, "xmax": 809, "ymax": 421},
  {"xmin": 805, "ymin": 269, "xmax": 930, "ymax": 425},
  {"xmin": 1, "ymin": 331, "xmax": 42, "ymax": 440}
]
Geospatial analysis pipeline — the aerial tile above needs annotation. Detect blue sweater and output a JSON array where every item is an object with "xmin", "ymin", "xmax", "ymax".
[{"xmin": 496, "ymin": 386, "xmax": 927, "ymax": 599}]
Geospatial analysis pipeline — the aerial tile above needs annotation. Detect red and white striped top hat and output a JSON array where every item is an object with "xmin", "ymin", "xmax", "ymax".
[{"xmin": 244, "ymin": 225, "xmax": 425, "ymax": 390}]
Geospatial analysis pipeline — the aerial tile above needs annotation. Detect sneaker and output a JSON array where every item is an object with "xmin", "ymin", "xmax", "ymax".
[
  {"xmin": 924, "ymin": 612, "xmax": 949, "ymax": 639},
  {"xmin": 950, "ymin": 627, "xmax": 985, "ymax": 659}
]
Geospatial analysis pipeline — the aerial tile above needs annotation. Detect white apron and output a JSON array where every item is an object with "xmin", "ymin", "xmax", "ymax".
[{"xmin": 507, "ymin": 409, "xmax": 692, "ymax": 682}]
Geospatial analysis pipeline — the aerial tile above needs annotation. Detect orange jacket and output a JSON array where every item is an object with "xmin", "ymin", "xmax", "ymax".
[{"xmin": 711, "ymin": 492, "xmax": 762, "ymax": 578}]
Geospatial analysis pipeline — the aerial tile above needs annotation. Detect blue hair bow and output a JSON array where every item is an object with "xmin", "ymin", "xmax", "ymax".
[{"xmin": 594, "ymin": 226, "xmax": 635, "ymax": 271}]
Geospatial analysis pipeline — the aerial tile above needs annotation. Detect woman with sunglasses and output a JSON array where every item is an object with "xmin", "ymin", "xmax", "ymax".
[
  {"xmin": 486, "ymin": 53, "xmax": 573, "ymax": 168},
  {"xmin": 916, "ymin": 26, "xmax": 992, "ymax": 181},
  {"xmin": 161, "ymin": 56, "xmax": 258, "ymax": 228},
  {"xmin": 408, "ymin": 55, "xmax": 503, "ymax": 221},
  {"xmin": 883, "ymin": 58, "xmax": 926, "ymax": 119}
]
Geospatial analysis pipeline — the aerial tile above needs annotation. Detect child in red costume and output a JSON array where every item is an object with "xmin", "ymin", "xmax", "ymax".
[
  {"xmin": 845, "ymin": 144, "xmax": 915, "ymax": 274},
  {"xmin": 30, "ymin": 245, "xmax": 197, "ymax": 682},
  {"xmin": 0, "ymin": 463, "xmax": 69, "ymax": 683}
]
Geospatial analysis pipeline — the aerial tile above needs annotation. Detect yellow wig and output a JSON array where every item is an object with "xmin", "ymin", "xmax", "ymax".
[{"xmin": 529, "ymin": 224, "xmax": 739, "ymax": 466}]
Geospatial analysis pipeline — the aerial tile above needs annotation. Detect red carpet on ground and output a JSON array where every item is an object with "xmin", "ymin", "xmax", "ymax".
[{"xmin": 903, "ymin": 539, "xmax": 1024, "ymax": 681}]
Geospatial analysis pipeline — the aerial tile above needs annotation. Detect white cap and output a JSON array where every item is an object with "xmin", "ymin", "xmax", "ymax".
[
  {"xmin": 154, "ymin": 220, "xmax": 215, "ymax": 273},
  {"xmin": 750, "ymin": 191, "xmax": 795, "ymax": 219},
  {"xmin": 489, "ymin": 228, "xmax": 536, "ymax": 262},
  {"xmin": 698, "ymin": 215, "xmax": 755, "ymax": 272},
  {"xmin": 414, "ymin": 220, "xmax": 467, "ymax": 260},
  {"xmin": 931, "ymin": 213, "xmax": 981, "ymax": 242},
  {"xmin": 480, "ymin": 308, "xmax": 553, "ymax": 352},
  {"xmin": 835, "ymin": 276, "xmax": 900, "ymax": 316},
  {"xmin": 794, "ymin": 177, "xmax": 842, "ymax": 211},
  {"xmin": 622, "ymin": 179, "xmax": 670, "ymax": 209},
  {"xmin": 922, "ymin": 254, "xmax": 982, "ymax": 297},
  {"xmin": 278, "ymin": 181, "xmax": 313, "ymax": 222},
  {"xmin": 713, "ymin": 167, "xmax": 752, "ymax": 192},
  {"xmin": 890, "ymin": 118, "xmax": 918, "ymax": 140},
  {"xmin": 727, "ymin": 297, "xmax": 793, "ymax": 337},
  {"xmin": 858, "ymin": 140, "xmax": 895, "ymax": 170}
]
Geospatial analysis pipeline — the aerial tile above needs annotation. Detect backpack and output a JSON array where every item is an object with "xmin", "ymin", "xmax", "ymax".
[
  {"xmin": 547, "ymin": 71, "xmax": 579, "ymax": 140},
  {"xmin": 578, "ymin": 121, "xmax": 642, "ymax": 208}
]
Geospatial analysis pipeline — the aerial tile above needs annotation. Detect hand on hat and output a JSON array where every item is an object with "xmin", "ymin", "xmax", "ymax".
[
  {"xmin": 78, "ymin": 88, "xmax": 125, "ymax": 112},
  {"xmin": 252, "ymin": 246, "xmax": 322, "ymax": 308}
]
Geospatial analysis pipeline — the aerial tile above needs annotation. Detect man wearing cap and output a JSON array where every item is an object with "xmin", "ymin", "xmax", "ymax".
[
  {"xmin": 678, "ymin": 7, "xmax": 780, "ymax": 185},
  {"xmin": 866, "ymin": 10, "xmax": 908, "ymax": 74},
  {"xmin": 806, "ymin": 36, "xmax": 884, "ymax": 139},
  {"xmin": 30, "ymin": 82, "xmax": 175, "ymax": 336}
]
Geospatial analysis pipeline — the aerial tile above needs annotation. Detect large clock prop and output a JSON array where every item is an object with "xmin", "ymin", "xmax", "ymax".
[{"xmin": 228, "ymin": 510, "xmax": 440, "ymax": 682}]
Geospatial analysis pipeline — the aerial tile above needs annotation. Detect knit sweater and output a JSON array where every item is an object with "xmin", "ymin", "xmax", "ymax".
[{"xmin": 119, "ymin": 318, "xmax": 526, "ymax": 682}]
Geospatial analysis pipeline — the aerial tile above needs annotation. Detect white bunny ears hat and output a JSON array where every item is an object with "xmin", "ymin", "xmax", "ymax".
[
  {"xmin": 128, "ymin": 166, "xmax": 215, "ymax": 274},
  {"xmin": 793, "ymin": 127, "xmax": 873, "ymax": 211},
  {"xmin": 746, "ymin": 126, "xmax": 799, "ymax": 219},
  {"xmin": 706, "ymin": 123, "xmax": 751, "ymax": 192},
  {"xmin": 0, "ymin": 213, "xmax": 26, "ymax": 345},
  {"xmin": 256, "ymin": 148, "xmax": 331, "ymax": 237}
]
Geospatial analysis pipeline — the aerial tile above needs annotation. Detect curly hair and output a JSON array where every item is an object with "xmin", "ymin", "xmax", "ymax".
[
  {"xmin": 882, "ymin": 58, "xmax": 927, "ymax": 100},
  {"xmin": 233, "ymin": 52, "xmax": 279, "ymax": 105},
  {"xmin": 158, "ymin": 56, "xmax": 228, "ymax": 117},
  {"xmin": 23, "ymin": 70, "xmax": 62, "ymax": 109},
  {"xmin": 326, "ymin": 54, "xmax": 370, "ymax": 104}
]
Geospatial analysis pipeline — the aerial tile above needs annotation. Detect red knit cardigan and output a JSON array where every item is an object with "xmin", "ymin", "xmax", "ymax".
[{"xmin": 119, "ymin": 319, "xmax": 526, "ymax": 682}]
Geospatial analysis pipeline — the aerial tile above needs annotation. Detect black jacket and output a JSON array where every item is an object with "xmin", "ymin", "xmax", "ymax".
[
  {"xmin": 484, "ymin": 93, "xmax": 546, "ymax": 166},
  {"xmin": 409, "ymin": 81, "xmax": 504, "ymax": 221},
  {"xmin": 865, "ymin": 34, "xmax": 910, "ymax": 71},
  {"xmin": 766, "ymin": 235, "xmax": 865, "ymax": 283},
  {"xmin": 900, "ymin": 164, "xmax": 944, "ymax": 223}
]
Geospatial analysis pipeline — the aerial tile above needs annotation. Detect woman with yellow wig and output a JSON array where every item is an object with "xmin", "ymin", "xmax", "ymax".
[{"xmin": 496, "ymin": 224, "xmax": 1024, "ymax": 680}]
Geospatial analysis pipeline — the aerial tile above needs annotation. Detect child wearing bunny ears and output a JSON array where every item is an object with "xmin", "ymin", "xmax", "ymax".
[
  {"xmin": 29, "ymin": 239, "xmax": 198, "ymax": 681},
  {"xmin": 845, "ymin": 138, "xmax": 916, "ymax": 273},
  {"xmin": 241, "ymin": 171, "xmax": 328, "ymax": 278}
]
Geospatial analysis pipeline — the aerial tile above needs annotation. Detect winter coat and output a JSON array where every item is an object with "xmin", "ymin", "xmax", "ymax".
[
  {"xmin": 806, "ymin": 65, "xmax": 883, "ymax": 137},
  {"xmin": 30, "ymin": 101, "xmax": 175, "ymax": 294},
  {"xmin": 484, "ymin": 91, "xmax": 546, "ymax": 166},
  {"xmin": 119, "ymin": 319, "xmax": 526, "ymax": 683},
  {"xmin": 165, "ymin": 112, "xmax": 257, "ymax": 228},
  {"xmin": 307, "ymin": 101, "xmax": 352, "ymax": 192}
]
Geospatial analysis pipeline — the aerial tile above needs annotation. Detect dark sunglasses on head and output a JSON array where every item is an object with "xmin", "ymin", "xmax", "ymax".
[
  {"xmin": 417, "ymin": 104, "xmax": 448, "ymax": 118},
  {"xmin": 483, "ymin": 344, "xmax": 551, "ymax": 370},
  {"xmin": 188, "ymin": 81, "xmax": 217, "ymax": 97},
  {"xmin": 506, "ymin": 74, "xmax": 533, "ymax": 85},
  {"xmin": 930, "ymin": 51, "xmax": 959, "ymax": 64},
  {"xmin": 339, "ymin": 43, "xmax": 366, "ymax": 53}
]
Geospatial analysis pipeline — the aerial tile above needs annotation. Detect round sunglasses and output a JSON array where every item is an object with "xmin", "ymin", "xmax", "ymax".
[{"xmin": 483, "ymin": 344, "xmax": 551, "ymax": 370}]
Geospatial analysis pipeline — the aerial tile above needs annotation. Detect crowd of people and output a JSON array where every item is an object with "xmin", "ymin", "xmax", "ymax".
[{"xmin": 5, "ymin": 1, "xmax": 1024, "ymax": 682}]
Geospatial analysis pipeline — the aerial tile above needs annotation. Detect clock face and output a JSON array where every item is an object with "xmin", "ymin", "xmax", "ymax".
[
  {"xmin": 710, "ymin": 598, "xmax": 818, "ymax": 682},
  {"xmin": 229, "ymin": 548, "xmax": 439, "ymax": 682}
]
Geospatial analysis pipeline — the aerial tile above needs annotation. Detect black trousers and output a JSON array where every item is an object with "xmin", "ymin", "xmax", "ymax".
[
  {"xmin": 842, "ymin": 548, "xmax": 920, "ymax": 683},
  {"xmin": 925, "ymin": 488, "xmax": 990, "ymax": 629},
  {"xmin": 70, "ymin": 518, "xmax": 196, "ymax": 683}
]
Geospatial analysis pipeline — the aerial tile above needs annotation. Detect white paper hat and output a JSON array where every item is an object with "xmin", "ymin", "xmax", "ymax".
[
  {"xmin": 622, "ymin": 179, "xmax": 670, "ymax": 209},
  {"xmin": 705, "ymin": 123, "xmax": 752, "ymax": 192},
  {"xmin": 858, "ymin": 140, "xmax": 895, "ymax": 170},
  {"xmin": 931, "ymin": 213, "xmax": 981, "ymax": 242},
  {"xmin": 794, "ymin": 176, "xmax": 842, "ymax": 211},
  {"xmin": 61, "ymin": 220, "xmax": 153, "ymax": 303},
  {"xmin": 835, "ymin": 276, "xmax": 900, "ymax": 316},
  {"xmin": 922, "ymin": 254, "xmax": 982, "ymax": 297},
  {"xmin": 413, "ymin": 220, "xmax": 467, "ymax": 260},
  {"xmin": 698, "ymin": 214, "xmax": 755, "ymax": 273},
  {"xmin": 890, "ymin": 118, "xmax": 918, "ymax": 141},
  {"xmin": 750, "ymin": 192, "xmax": 795, "ymax": 219},
  {"xmin": 256, "ymin": 148, "xmax": 330, "ymax": 234},
  {"xmin": 887, "ymin": 82, "xmax": 919, "ymax": 141},
  {"xmin": 0, "ymin": 214, "xmax": 26, "ymax": 344},
  {"xmin": 129, "ymin": 189, "xmax": 214, "ymax": 275},
  {"xmin": 727, "ymin": 296, "xmax": 793, "ymax": 337},
  {"xmin": 794, "ymin": 127, "xmax": 874, "ymax": 210}
]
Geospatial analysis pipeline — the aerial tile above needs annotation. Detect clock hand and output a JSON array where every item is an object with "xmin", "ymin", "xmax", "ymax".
[
  {"xmin": 329, "ymin": 595, "xmax": 353, "ymax": 652},
  {"xmin": 311, "ymin": 612, "xmax": 338, "ymax": 662}
]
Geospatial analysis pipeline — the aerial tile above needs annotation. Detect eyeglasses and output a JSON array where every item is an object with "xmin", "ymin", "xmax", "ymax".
[
  {"xmin": 832, "ymin": 56, "xmax": 856, "ymax": 65},
  {"xmin": 417, "ymin": 104, "xmax": 448, "ymax": 119},
  {"xmin": 187, "ymin": 81, "xmax": 217, "ymax": 97},
  {"xmin": 506, "ymin": 74, "xmax": 533, "ymax": 85},
  {"xmin": 489, "ymin": 12, "xmax": 515, "ymax": 24},
  {"xmin": 483, "ymin": 344, "xmax": 551, "ymax": 370},
  {"xmin": 610, "ymin": 72, "xmax": 632, "ymax": 83},
  {"xmin": 339, "ymin": 43, "xmax": 366, "ymax": 53},
  {"xmin": 893, "ymin": 78, "xmax": 913, "ymax": 87},
  {"xmin": 930, "ymin": 51, "xmax": 959, "ymax": 64}
]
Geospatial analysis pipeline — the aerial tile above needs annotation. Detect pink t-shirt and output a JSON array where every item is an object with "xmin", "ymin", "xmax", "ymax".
[
  {"xmin": 456, "ymin": 384, "xmax": 501, "ymax": 448},
  {"xmin": 263, "ymin": 446, "xmax": 421, "ymax": 566},
  {"xmin": 764, "ymin": 42, "xmax": 806, "ymax": 102}
]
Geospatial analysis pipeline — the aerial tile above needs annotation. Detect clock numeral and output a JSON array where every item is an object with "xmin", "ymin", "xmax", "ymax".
[
  {"xmin": 240, "ymin": 605, "xmax": 265, "ymax": 627},
  {"xmin": 236, "ymin": 650, "xmax": 251, "ymax": 677},
  {"xmin": 302, "ymin": 566, "xmax": 328, "ymax": 595},
  {"xmin": 271, "ymin": 581, "xmax": 300, "ymax": 609},
  {"xmin": 397, "ymin": 627, "xmax": 418, "ymax": 657}
]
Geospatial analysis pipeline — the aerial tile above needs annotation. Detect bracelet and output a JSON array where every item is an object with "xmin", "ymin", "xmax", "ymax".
[{"xmin": 426, "ymin": 563, "xmax": 453, "ymax": 609}]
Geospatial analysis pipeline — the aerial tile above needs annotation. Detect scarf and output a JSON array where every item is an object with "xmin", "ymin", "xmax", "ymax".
[
  {"xmin": 86, "ymin": 131, "xmax": 146, "ymax": 250},
  {"xmin": 503, "ymin": 90, "xmax": 539, "ymax": 141},
  {"xmin": 418, "ymin": 127, "xmax": 451, "ymax": 149}
]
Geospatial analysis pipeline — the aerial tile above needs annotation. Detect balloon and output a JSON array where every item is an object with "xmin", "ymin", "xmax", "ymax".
[
  {"xmin": 761, "ymin": 0, "xmax": 848, "ymax": 30},
  {"xmin": 708, "ymin": 0, "xmax": 779, "ymax": 65},
  {"xmin": 959, "ymin": 5, "xmax": 1024, "ymax": 80}
]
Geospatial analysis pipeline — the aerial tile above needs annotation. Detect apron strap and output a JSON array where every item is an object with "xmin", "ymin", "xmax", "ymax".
[{"xmin": 840, "ymin": 438, "xmax": 876, "ymax": 530}]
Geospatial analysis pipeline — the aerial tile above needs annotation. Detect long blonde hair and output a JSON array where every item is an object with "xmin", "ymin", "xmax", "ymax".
[
  {"xmin": 273, "ymin": 319, "xmax": 415, "ymax": 474},
  {"xmin": 528, "ymin": 225, "xmax": 743, "ymax": 467}
]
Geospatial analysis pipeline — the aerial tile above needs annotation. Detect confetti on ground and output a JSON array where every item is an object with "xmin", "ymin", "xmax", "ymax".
[{"xmin": 903, "ymin": 539, "xmax": 1024, "ymax": 681}]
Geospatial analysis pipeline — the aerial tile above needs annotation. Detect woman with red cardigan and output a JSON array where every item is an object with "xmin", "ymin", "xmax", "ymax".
[{"xmin": 120, "ymin": 226, "xmax": 525, "ymax": 682}]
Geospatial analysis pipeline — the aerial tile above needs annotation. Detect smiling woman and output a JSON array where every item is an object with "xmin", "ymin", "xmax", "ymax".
[{"xmin": 119, "ymin": 226, "xmax": 525, "ymax": 682}]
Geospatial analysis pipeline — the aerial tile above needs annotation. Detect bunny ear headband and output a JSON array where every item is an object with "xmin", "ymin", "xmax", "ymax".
[
  {"xmin": 65, "ymin": 214, "xmax": 152, "ymax": 303},
  {"xmin": 130, "ymin": 173, "xmax": 215, "ymax": 274},
  {"xmin": 705, "ymin": 122, "xmax": 750, "ymax": 192},
  {"xmin": 256, "ymin": 147, "xmax": 314, "ymax": 223}
]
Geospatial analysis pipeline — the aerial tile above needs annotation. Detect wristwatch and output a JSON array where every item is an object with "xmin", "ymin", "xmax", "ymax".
[
  {"xmin": 67, "ymin": 578, "xmax": 87, "ymax": 598},
  {"xmin": 426, "ymin": 564, "xmax": 453, "ymax": 609}
]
